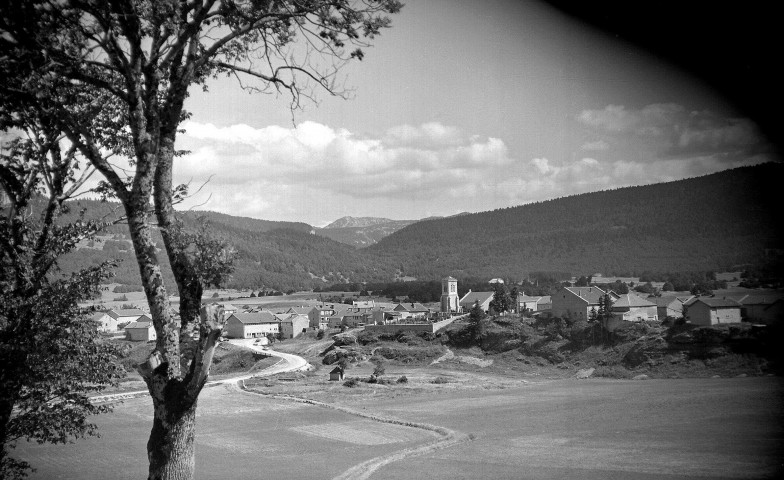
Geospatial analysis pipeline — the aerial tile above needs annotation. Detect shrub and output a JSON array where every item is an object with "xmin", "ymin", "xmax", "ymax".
[
  {"xmin": 396, "ymin": 375, "xmax": 408, "ymax": 384},
  {"xmin": 593, "ymin": 365, "xmax": 633, "ymax": 379},
  {"xmin": 372, "ymin": 358, "xmax": 387, "ymax": 377},
  {"xmin": 113, "ymin": 284, "xmax": 143, "ymax": 293},
  {"xmin": 113, "ymin": 294, "xmax": 129, "ymax": 302},
  {"xmin": 343, "ymin": 378, "xmax": 359, "ymax": 388},
  {"xmin": 431, "ymin": 376, "xmax": 450, "ymax": 384},
  {"xmin": 316, "ymin": 329, "xmax": 325, "ymax": 339},
  {"xmin": 356, "ymin": 330, "xmax": 379, "ymax": 345}
]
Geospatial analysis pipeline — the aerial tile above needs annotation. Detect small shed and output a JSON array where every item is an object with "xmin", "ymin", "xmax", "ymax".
[
  {"xmin": 329, "ymin": 366, "xmax": 344, "ymax": 381},
  {"xmin": 125, "ymin": 321, "xmax": 156, "ymax": 341}
]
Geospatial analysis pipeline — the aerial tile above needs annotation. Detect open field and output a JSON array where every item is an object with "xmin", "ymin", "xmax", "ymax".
[{"xmin": 16, "ymin": 374, "xmax": 783, "ymax": 479}]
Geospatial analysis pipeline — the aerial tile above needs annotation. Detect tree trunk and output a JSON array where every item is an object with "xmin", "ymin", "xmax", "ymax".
[{"xmin": 147, "ymin": 391, "xmax": 197, "ymax": 480}]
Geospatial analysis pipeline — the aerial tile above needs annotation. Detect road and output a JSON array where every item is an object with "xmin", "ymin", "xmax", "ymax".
[{"xmin": 93, "ymin": 339, "xmax": 310, "ymax": 402}]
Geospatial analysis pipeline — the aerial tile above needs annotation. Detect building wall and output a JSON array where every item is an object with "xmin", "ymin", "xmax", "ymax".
[
  {"xmin": 96, "ymin": 314, "xmax": 120, "ymax": 332},
  {"xmin": 656, "ymin": 301, "xmax": 683, "ymax": 319},
  {"xmin": 742, "ymin": 302, "xmax": 784, "ymax": 324},
  {"xmin": 688, "ymin": 302, "xmax": 741, "ymax": 326},
  {"xmin": 552, "ymin": 290, "xmax": 593, "ymax": 319},
  {"xmin": 614, "ymin": 305, "xmax": 658, "ymax": 322},
  {"xmin": 126, "ymin": 326, "xmax": 155, "ymax": 341},
  {"xmin": 225, "ymin": 317, "xmax": 278, "ymax": 338}
]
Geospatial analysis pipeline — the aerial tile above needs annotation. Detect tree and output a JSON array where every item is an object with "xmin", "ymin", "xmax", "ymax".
[
  {"xmin": 489, "ymin": 282, "xmax": 511, "ymax": 314},
  {"xmin": 1, "ymin": 1, "xmax": 401, "ymax": 478},
  {"xmin": 467, "ymin": 301, "xmax": 486, "ymax": 340},
  {"xmin": 509, "ymin": 286, "xmax": 520, "ymax": 314},
  {"xmin": 0, "ymin": 123, "xmax": 123, "ymax": 478}
]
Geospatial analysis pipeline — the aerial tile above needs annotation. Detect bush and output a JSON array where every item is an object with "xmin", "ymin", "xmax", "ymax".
[
  {"xmin": 316, "ymin": 329, "xmax": 325, "ymax": 339},
  {"xmin": 356, "ymin": 330, "xmax": 379, "ymax": 345},
  {"xmin": 431, "ymin": 376, "xmax": 450, "ymax": 384},
  {"xmin": 343, "ymin": 378, "xmax": 359, "ymax": 388},
  {"xmin": 593, "ymin": 365, "xmax": 632, "ymax": 379},
  {"xmin": 396, "ymin": 375, "xmax": 408, "ymax": 384}
]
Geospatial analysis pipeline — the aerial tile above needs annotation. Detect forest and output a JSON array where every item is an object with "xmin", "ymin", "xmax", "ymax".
[{"xmin": 53, "ymin": 163, "xmax": 783, "ymax": 292}]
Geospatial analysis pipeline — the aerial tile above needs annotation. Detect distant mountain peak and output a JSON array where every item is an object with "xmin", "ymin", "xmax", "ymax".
[{"xmin": 323, "ymin": 216, "xmax": 398, "ymax": 229}]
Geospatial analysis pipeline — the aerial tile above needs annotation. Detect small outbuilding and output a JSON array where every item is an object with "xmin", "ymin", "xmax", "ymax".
[
  {"xmin": 329, "ymin": 366, "xmax": 344, "ymax": 381},
  {"xmin": 125, "ymin": 320, "xmax": 156, "ymax": 341},
  {"xmin": 684, "ymin": 298, "xmax": 742, "ymax": 326}
]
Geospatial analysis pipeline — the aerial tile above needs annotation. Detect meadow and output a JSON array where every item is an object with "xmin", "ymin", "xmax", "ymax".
[{"xmin": 17, "ymin": 376, "xmax": 783, "ymax": 479}]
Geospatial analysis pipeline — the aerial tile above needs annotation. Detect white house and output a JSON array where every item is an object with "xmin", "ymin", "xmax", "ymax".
[
  {"xmin": 610, "ymin": 293, "xmax": 658, "ymax": 322},
  {"xmin": 224, "ymin": 312, "xmax": 279, "ymax": 339}
]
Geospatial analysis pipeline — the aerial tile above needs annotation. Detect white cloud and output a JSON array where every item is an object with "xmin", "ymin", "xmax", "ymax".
[
  {"xmin": 576, "ymin": 103, "xmax": 772, "ymax": 160},
  {"xmin": 174, "ymin": 121, "xmax": 519, "ymax": 222}
]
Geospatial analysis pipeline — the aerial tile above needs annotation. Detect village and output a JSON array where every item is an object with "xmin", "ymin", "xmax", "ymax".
[{"xmin": 90, "ymin": 274, "xmax": 784, "ymax": 345}]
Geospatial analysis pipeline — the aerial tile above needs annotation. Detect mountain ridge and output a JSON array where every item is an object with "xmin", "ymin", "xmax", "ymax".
[{"xmin": 53, "ymin": 163, "xmax": 783, "ymax": 290}]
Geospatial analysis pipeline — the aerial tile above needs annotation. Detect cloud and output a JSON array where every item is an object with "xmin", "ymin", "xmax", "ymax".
[
  {"xmin": 175, "ymin": 121, "xmax": 518, "ymax": 221},
  {"xmin": 576, "ymin": 103, "xmax": 773, "ymax": 161}
]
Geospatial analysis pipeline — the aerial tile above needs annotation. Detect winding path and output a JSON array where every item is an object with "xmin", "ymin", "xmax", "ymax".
[
  {"xmin": 92, "ymin": 339, "xmax": 310, "ymax": 403},
  {"xmin": 236, "ymin": 386, "xmax": 471, "ymax": 480},
  {"xmin": 95, "ymin": 338, "xmax": 468, "ymax": 480}
]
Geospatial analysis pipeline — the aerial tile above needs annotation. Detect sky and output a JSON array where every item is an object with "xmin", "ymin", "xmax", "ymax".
[{"xmin": 170, "ymin": 0, "xmax": 778, "ymax": 227}]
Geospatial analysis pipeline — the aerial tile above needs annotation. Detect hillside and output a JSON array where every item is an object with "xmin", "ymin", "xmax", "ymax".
[
  {"xmin": 316, "ymin": 218, "xmax": 418, "ymax": 247},
  {"xmin": 55, "ymin": 199, "xmax": 396, "ymax": 292},
  {"xmin": 322, "ymin": 216, "xmax": 403, "ymax": 229},
  {"xmin": 52, "ymin": 163, "xmax": 784, "ymax": 291},
  {"xmin": 365, "ymin": 163, "xmax": 784, "ymax": 280}
]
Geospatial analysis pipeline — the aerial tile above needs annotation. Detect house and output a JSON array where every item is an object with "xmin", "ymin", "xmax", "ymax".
[
  {"xmin": 684, "ymin": 298, "xmax": 742, "ymax": 326},
  {"xmin": 649, "ymin": 295, "xmax": 686, "ymax": 319},
  {"xmin": 308, "ymin": 304, "xmax": 350, "ymax": 330},
  {"xmin": 536, "ymin": 296, "xmax": 552, "ymax": 311},
  {"xmin": 731, "ymin": 294, "xmax": 784, "ymax": 325},
  {"xmin": 611, "ymin": 293, "xmax": 658, "ymax": 322},
  {"xmin": 125, "ymin": 320, "xmax": 156, "ymax": 341},
  {"xmin": 278, "ymin": 313, "xmax": 310, "ymax": 339},
  {"xmin": 329, "ymin": 366, "xmax": 344, "ymax": 381},
  {"xmin": 224, "ymin": 312, "xmax": 280, "ymax": 339},
  {"xmin": 551, "ymin": 286, "xmax": 608, "ymax": 320},
  {"xmin": 91, "ymin": 311, "xmax": 121, "ymax": 332},
  {"xmin": 212, "ymin": 302, "xmax": 238, "ymax": 320},
  {"xmin": 459, "ymin": 291, "xmax": 494, "ymax": 313},
  {"xmin": 100, "ymin": 308, "xmax": 145, "ymax": 331},
  {"xmin": 517, "ymin": 295, "xmax": 552, "ymax": 313},
  {"xmin": 392, "ymin": 302, "xmax": 430, "ymax": 320}
]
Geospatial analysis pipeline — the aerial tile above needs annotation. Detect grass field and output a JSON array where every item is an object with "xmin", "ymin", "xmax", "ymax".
[{"xmin": 16, "ymin": 377, "xmax": 783, "ymax": 479}]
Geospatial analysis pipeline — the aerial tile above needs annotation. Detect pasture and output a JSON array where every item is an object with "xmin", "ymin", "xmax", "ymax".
[{"xmin": 17, "ymin": 377, "xmax": 783, "ymax": 479}]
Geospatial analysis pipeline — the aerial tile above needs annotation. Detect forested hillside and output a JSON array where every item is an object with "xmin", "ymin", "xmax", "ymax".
[
  {"xmin": 365, "ymin": 163, "xmax": 784, "ymax": 280},
  {"xmin": 52, "ymin": 163, "xmax": 783, "ymax": 291},
  {"xmin": 54, "ymin": 198, "xmax": 396, "ymax": 292}
]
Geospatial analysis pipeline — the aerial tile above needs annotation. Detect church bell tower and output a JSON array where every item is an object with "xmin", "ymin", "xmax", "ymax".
[{"xmin": 440, "ymin": 276, "xmax": 459, "ymax": 313}]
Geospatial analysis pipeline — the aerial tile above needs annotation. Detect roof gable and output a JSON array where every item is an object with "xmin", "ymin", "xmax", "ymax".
[
  {"xmin": 108, "ymin": 308, "xmax": 145, "ymax": 319},
  {"xmin": 613, "ymin": 293, "xmax": 656, "ymax": 308},
  {"xmin": 691, "ymin": 298, "xmax": 740, "ymax": 308},
  {"xmin": 125, "ymin": 321, "xmax": 153, "ymax": 329},
  {"xmin": 229, "ymin": 311, "xmax": 278, "ymax": 324},
  {"xmin": 460, "ymin": 291, "xmax": 494, "ymax": 306},
  {"xmin": 564, "ymin": 286, "xmax": 606, "ymax": 304}
]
